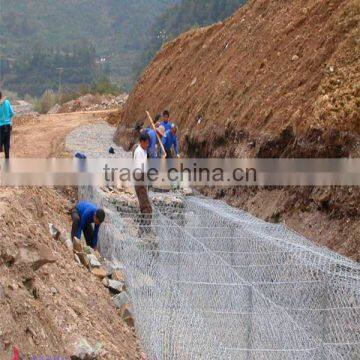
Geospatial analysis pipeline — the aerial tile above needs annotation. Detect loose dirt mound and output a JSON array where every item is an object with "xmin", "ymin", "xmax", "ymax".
[
  {"xmin": 116, "ymin": 0, "xmax": 359, "ymax": 157},
  {"xmin": 58, "ymin": 94, "xmax": 128, "ymax": 114}
]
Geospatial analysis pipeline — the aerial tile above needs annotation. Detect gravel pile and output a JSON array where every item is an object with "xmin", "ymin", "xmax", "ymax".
[
  {"xmin": 66, "ymin": 122, "xmax": 131, "ymax": 158},
  {"xmin": 58, "ymin": 93, "xmax": 128, "ymax": 113}
]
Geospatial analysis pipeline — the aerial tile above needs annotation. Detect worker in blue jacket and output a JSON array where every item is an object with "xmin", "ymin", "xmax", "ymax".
[
  {"xmin": 162, "ymin": 124, "xmax": 180, "ymax": 158},
  {"xmin": 71, "ymin": 201, "xmax": 105, "ymax": 250},
  {"xmin": 0, "ymin": 91, "xmax": 15, "ymax": 159},
  {"xmin": 160, "ymin": 110, "xmax": 173, "ymax": 132},
  {"xmin": 145, "ymin": 128, "xmax": 158, "ymax": 159},
  {"xmin": 145, "ymin": 125, "xmax": 166, "ymax": 159}
]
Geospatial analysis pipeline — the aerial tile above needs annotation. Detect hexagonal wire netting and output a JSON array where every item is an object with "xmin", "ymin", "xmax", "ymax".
[{"xmin": 79, "ymin": 186, "xmax": 360, "ymax": 360}]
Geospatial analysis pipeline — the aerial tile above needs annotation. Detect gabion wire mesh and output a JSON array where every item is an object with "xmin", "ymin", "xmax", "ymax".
[{"xmin": 79, "ymin": 186, "xmax": 360, "ymax": 360}]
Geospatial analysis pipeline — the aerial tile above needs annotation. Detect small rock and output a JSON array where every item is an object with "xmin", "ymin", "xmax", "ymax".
[
  {"xmin": 108, "ymin": 280, "xmax": 124, "ymax": 294},
  {"xmin": 50, "ymin": 287, "xmax": 58, "ymax": 295},
  {"xmin": 103, "ymin": 259, "xmax": 124, "ymax": 276},
  {"xmin": 87, "ymin": 254, "xmax": 101, "ymax": 268},
  {"xmin": 291, "ymin": 54, "xmax": 299, "ymax": 61},
  {"xmin": 329, "ymin": 65, "xmax": 335, "ymax": 73},
  {"xmin": 77, "ymin": 253, "xmax": 90, "ymax": 268},
  {"xmin": 112, "ymin": 292, "xmax": 130, "ymax": 309},
  {"xmin": 0, "ymin": 283, "xmax": 5, "ymax": 300},
  {"xmin": 112, "ymin": 271, "xmax": 125, "ymax": 282},
  {"xmin": 91, "ymin": 268, "xmax": 107, "ymax": 279},
  {"xmin": 65, "ymin": 238, "xmax": 74, "ymax": 252},
  {"xmin": 102, "ymin": 278, "xmax": 109, "ymax": 288},
  {"xmin": 74, "ymin": 254, "xmax": 81, "ymax": 265},
  {"xmin": 120, "ymin": 304, "xmax": 134, "ymax": 328},
  {"xmin": 73, "ymin": 237, "xmax": 84, "ymax": 253},
  {"xmin": 49, "ymin": 223, "xmax": 61, "ymax": 240},
  {"xmin": 68, "ymin": 336, "xmax": 101, "ymax": 360}
]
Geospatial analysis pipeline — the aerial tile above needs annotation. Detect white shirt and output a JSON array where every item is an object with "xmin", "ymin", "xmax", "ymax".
[{"xmin": 134, "ymin": 144, "xmax": 148, "ymax": 175}]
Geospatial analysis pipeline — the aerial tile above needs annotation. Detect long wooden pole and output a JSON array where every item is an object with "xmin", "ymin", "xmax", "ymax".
[{"xmin": 146, "ymin": 111, "xmax": 167, "ymax": 157}]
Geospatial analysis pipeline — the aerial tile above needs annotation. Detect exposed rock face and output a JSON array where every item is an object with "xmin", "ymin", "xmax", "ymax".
[{"xmin": 116, "ymin": 0, "xmax": 360, "ymax": 158}]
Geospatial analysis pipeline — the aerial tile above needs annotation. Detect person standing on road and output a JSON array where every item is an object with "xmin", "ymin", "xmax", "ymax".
[
  {"xmin": 71, "ymin": 201, "xmax": 105, "ymax": 250},
  {"xmin": 0, "ymin": 91, "xmax": 15, "ymax": 159},
  {"xmin": 134, "ymin": 131, "xmax": 152, "ymax": 236}
]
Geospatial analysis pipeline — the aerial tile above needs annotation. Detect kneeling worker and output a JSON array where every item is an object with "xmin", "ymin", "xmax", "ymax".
[{"xmin": 71, "ymin": 201, "xmax": 105, "ymax": 250}]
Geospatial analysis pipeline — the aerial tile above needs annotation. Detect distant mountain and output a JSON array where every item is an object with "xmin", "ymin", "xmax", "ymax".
[{"xmin": 0, "ymin": 0, "xmax": 176, "ymax": 92}]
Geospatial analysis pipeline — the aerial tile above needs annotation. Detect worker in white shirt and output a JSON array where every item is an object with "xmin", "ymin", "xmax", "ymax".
[{"xmin": 134, "ymin": 131, "xmax": 152, "ymax": 236}]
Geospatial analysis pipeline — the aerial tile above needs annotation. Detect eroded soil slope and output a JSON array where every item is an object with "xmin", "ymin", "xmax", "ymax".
[
  {"xmin": 115, "ymin": 0, "xmax": 360, "ymax": 260},
  {"xmin": 117, "ymin": 0, "xmax": 359, "ymax": 157}
]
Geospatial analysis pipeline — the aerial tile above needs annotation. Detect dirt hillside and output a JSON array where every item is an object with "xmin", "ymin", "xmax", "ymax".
[
  {"xmin": 116, "ymin": 0, "xmax": 359, "ymax": 158},
  {"xmin": 115, "ymin": 0, "xmax": 360, "ymax": 260},
  {"xmin": 0, "ymin": 114, "xmax": 140, "ymax": 358}
]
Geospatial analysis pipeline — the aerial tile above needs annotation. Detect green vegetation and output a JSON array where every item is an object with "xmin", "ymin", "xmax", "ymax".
[
  {"xmin": 133, "ymin": 0, "xmax": 246, "ymax": 79},
  {"xmin": 0, "ymin": 0, "xmax": 246, "ymax": 95},
  {"xmin": 90, "ymin": 76, "xmax": 121, "ymax": 96},
  {"xmin": 5, "ymin": 42, "xmax": 100, "ymax": 97},
  {"xmin": 33, "ymin": 90, "xmax": 59, "ymax": 114},
  {"xmin": 32, "ymin": 77, "xmax": 122, "ymax": 114},
  {"xmin": 0, "ymin": 0, "xmax": 176, "ymax": 93}
]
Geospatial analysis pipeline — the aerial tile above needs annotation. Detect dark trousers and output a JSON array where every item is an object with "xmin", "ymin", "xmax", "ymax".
[
  {"xmin": 165, "ymin": 149, "xmax": 173, "ymax": 159},
  {"xmin": 0, "ymin": 125, "xmax": 11, "ymax": 159},
  {"xmin": 71, "ymin": 210, "xmax": 94, "ymax": 247},
  {"xmin": 135, "ymin": 185, "xmax": 152, "ymax": 233}
]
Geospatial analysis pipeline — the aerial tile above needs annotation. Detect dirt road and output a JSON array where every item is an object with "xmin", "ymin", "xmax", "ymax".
[{"xmin": 12, "ymin": 110, "xmax": 115, "ymax": 158}]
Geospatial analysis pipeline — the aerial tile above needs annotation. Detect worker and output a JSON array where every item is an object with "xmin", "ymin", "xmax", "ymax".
[
  {"xmin": 0, "ymin": 91, "xmax": 15, "ymax": 159},
  {"xmin": 145, "ymin": 127, "xmax": 158, "ymax": 159},
  {"xmin": 154, "ymin": 114, "xmax": 162, "ymax": 127},
  {"xmin": 144, "ymin": 124, "xmax": 166, "ymax": 159},
  {"xmin": 71, "ymin": 201, "xmax": 105, "ymax": 250},
  {"xmin": 162, "ymin": 124, "xmax": 180, "ymax": 158},
  {"xmin": 156, "ymin": 125, "xmax": 166, "ymax": 157},
  {"xmin": 160, "ymin": 110, "xmax": 173, "ymax": 132},
  {"xmin": 134, "ymin": 131, "xmax": 152, "ymax": 236}
]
